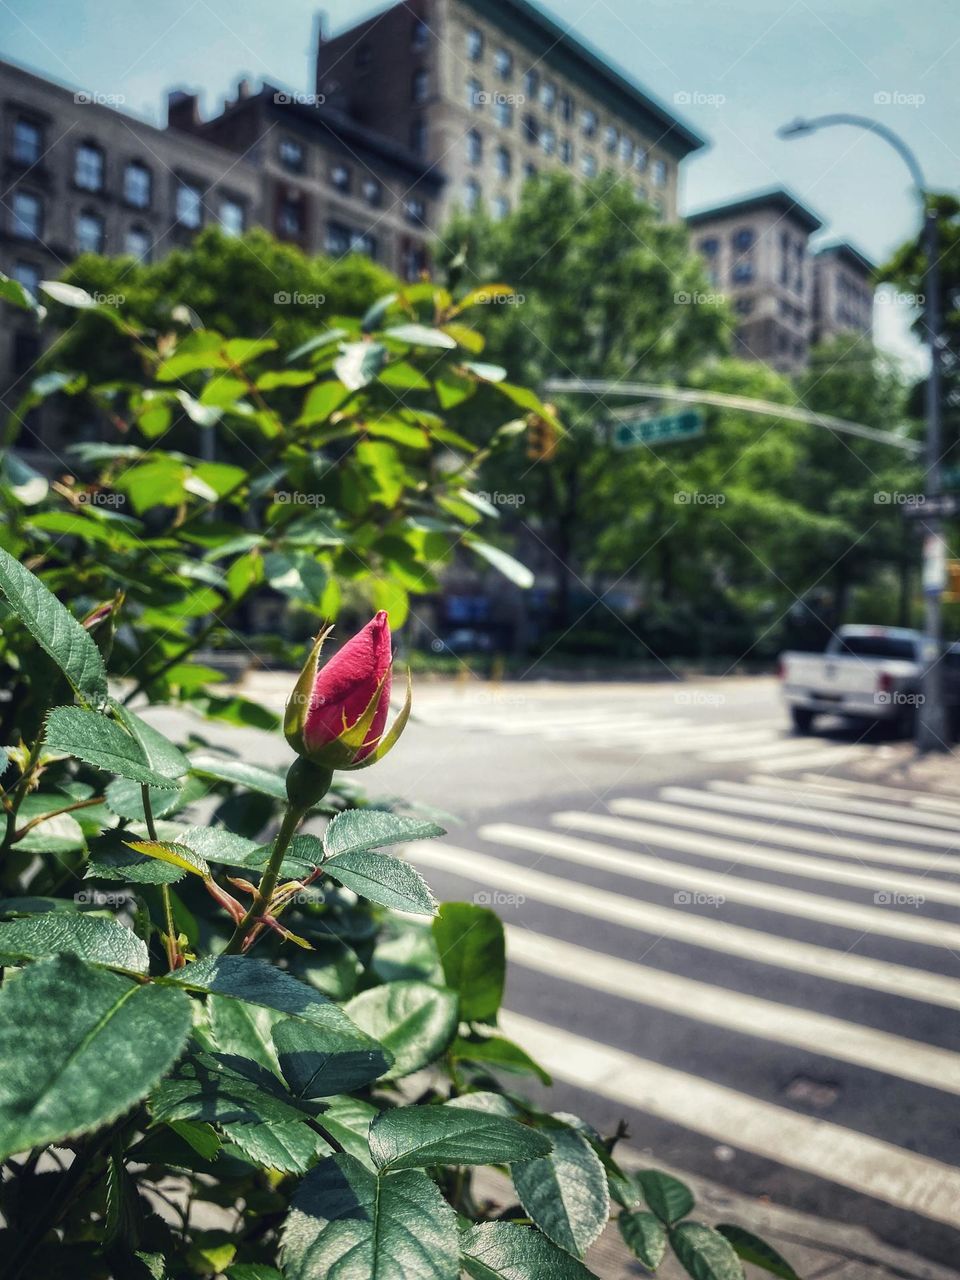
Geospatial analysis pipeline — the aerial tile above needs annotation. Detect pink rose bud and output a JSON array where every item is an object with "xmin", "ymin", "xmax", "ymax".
[{"xmin": 284, "ymin": 611, "xmax": 411, "ymax": 771}]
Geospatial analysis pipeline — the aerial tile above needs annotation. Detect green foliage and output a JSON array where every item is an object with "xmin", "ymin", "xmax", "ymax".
[{"xmin": 0, "ymin": 273, "xmax": 794, "ymax": 1280}]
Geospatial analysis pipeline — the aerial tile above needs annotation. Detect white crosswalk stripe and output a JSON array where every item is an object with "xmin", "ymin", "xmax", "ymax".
[{"xmin": 406, "ymin": 766, "xmax": 960, "ymax": 1227}]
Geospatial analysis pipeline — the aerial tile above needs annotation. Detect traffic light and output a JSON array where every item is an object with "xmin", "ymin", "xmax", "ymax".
[
  {"xmin": 945, "ymin": 559, "xmax": 960, "ymax": 603},
  {"xmin": 526, "ymin": 413, "xmax": 558, "ymax": 461}
]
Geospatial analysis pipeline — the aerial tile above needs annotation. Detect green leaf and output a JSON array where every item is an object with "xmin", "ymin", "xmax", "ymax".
[
  {"xmin": 715, "ymin": 1225, "xmax": 801, "ymax": 1280},
  {"xmin": 384, "ymin": 323, "xmax": 457, "ymax": 349},
  {"xmin": 670, "ymin": 1223, "xmax": 745, "ymax": 1280},
  {"xmin": 124, "ymin": 839, "xmax": 210, "ymax": 878},
  {"xmin": 334, "ymin": 341, "xmax": 387, "ymax": 390},
  {"xmin": 466, "ymin": 540, "xmax": 535, "ymax": 589},
  {"xmin": 224, "ymin": 1113, "xmax": 329, "ymax": 1174},
  {"xmin": 323, "ymin": 807, "xmax": 444, "ymax": 859},
  {"xmin": 369, "ymin": 1104, "xmax": 550, "ymax": 1171},
  {"xmin": 151, "ymin": 1053, "xmax": 309, "ymax": 1131},
  {"xmin": 0, "ymin": 955, "xmax": 192, "ymax": 1160},
  {"xmin": 619, "ymin": 1210, "xmax": 668, "ymax": 1270},
  {"xmin": 0, "ymin": 546, "xmax": 107, "ymax": 708},
  {"xmin": 296, "ymin": 380, "xmax": 353, "ymax": 424},
  {"xmin": 45, "ymin": 706, "xmax": 178, "ymax": 788},
  {"xmin": 325, "ymin": 848, "xmax": 437, "ymax": 916},
  {"xmin": 344, "ymin": 980, "xmax": 458, "ymax": 1079},
  {"xmin": 638, "ymin": 1169, "xmax": 695, "ymax": 1225},
  {"xmin": 432, "ymin": 903, "xmax": 504, "ymax": 1023},
  {"xmin": 287, "ymin": 328, "xmax": 349, "ymax": 363},
  {"xmin": 0, "ymin": 913, "xmax": 148, "ymax": 973},
  {"xmin": 0, "ymin": 271, "xmax": 39, "ymax": 309},
  {"xmin": 512, "ymin": 1122, "xmax": 610, "ymax": 1258},
  {"xmin": 273, "ymin": 1015, "xmax": 392, "ymax": 1097},
  {"xmin": 319, "ymin": 1095, "xmax": 378, "ymax": 1168},
  {"xmin": 189, "ymin": 753, "xmax": 288, "ymax": 799},
  {"xmin": 282, "ymin": 1152, "xmax": 460, "ymax": 1280},
  {"xmin": 450, "ymin": 1033, "xmax": 551, "ymax": 1085},
  {"xmin": 227, "ymin": 1266, "xmax": 284, "ymax": 1280},
  {"xmin": 110, "ymin": 704, "xmax": 190, "ymax": 779},
  {"xmin": 3, "ymin": 451, "xmax": 48, "ymax": 504},
  {"xmin": 461, "ymin": 1222, "xmax": 599, "ymax": 1279}
]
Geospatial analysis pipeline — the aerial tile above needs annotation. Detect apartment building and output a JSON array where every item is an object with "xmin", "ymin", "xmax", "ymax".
[
  {"xmin": 688, "ymin": 190, "xmax": 876, "ymax": 373},
  {"xmin": 811, "ymin": 240, "xmax": 875, "ymax": 346},
  {"xmin": 314, "ymin": 0, "xmax": 705, "ymax": 226}
]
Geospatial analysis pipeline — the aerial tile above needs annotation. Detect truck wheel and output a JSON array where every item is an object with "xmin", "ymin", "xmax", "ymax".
[{"xmin": 791, "ymin": 707, "xmax": 816, "ymax": 735}]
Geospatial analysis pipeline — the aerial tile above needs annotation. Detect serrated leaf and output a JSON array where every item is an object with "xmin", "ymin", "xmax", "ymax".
[
  {"xmin": 319, "ymin": 1095, "xmax": 378, "ymax": 1168},
  {"xmin": 273, "ymin": 1015, "xmax": 392, "ymax": 1097},
  {"xmin": 369, "ymin": 1104, "xmax": 550, "ymax": 1171},
  {"xmin": 151, "ymin": 1053, "xmax": 309, "ymax": 1132},
  {"xmin": 432, "ymin": 903, "xmax": 504, "ymax": 1023},
  {"xmin": 189, "ymin": 754, "xmax": 287, "ymax": 799},
  {"xmin": 344, "ymin": 980, "xmax": 458, "ymax": 1079},
  {"xmin": 227, "ymin": 1267, "xmax": 283, "ymax": 1280},
  {"xmin": 715, "ymin": 1225, "xmax": 801, "ymax": 1280},
  {"xmin": 461, "ymin": 1222, "xmax": 599, "ymax": 1279},
  {"xmin": 0, "ymin": 955, "xmax": 192, "ymax": 1160},
  {"xmin": 450, "ymin": 1033, "xmax": 551, "ymax": 1085},
  {"xmin": 0, "ymin": 547, "xmax": 107, "ymax": 708},
  {"xmin": 224, "ymin": 1115, "xmax": 329, "ymax": 1174},
  {"xmin": 620, "ymin": 1210, "xmax": 668, "ymax": 1269},
  {"xmin": 323, "ymin": 807, "xmax": 444, "ymax": 859},
  {"xmin": 110, "ymin": 703, "xmax": 189, "ymax": 779},
  {"xmin": 45, "ymin": 706, "xmax": 178, "ymax": 788},
  {"xmin": 124, "ymin": 839, "xmax": 210, "ymax": 877},
  {"xmin": 325, "ymin": 847, "xmax": 437, "ymax": 915},
  {"xmin": 638, "ymin": 1169, "xmax": 695, "ymax": 1225},
  {"xmin": 670, "ymin": 1222, "xmax": 745, "ymax": 1280},
  {"xmin": 282, "ymin": 1152, "xmax": 460, "ymax": 1280},
  {"xmin": 512, "ymin": 1122, "xmax": 609, "ymax": 1258},
  {"xmin": 0, "ymin": 912, "xmax": 148, "ymax": 973}
]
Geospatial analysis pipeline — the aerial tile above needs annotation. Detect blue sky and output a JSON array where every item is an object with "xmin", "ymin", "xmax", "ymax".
[{"xmin": 4, "ymin": 0, "xmax": 956, "ymax": 363}]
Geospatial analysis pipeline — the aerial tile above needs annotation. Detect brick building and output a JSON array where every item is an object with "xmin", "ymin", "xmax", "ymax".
[{"xmin": 811, "ymin": 240, "xmax": 875, "ymax": 346}]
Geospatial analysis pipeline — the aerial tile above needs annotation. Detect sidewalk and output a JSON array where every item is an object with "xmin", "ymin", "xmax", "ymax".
[{"xmin": 475, "ymin": 1151, "xmax": 960, "ymax": 1279}]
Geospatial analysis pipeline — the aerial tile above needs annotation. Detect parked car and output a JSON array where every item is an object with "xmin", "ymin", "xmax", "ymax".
[{"xmin": 778, "ymin": 625, "xmax": 960, "ymax": 736}]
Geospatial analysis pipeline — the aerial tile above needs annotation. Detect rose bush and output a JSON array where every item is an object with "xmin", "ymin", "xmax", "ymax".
[{"xmin": 0, "ymin": 272, "xmax": 797, "ymax": 1278}]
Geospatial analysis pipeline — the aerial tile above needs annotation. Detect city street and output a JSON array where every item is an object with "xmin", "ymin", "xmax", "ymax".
[{"xmin": 166, "ymin": 671, "xmax": 960, "ymax": 1265}]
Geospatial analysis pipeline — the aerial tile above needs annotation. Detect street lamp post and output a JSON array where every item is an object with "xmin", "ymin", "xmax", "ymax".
[{"xmin": 778, "ymin": 114, "xmax": 947, "ymax": 751}]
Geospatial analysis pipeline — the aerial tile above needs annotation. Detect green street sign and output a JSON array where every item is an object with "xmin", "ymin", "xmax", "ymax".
[{"xmin": 611, "ymin": 409, "xmax": 704, "ymax": 449}]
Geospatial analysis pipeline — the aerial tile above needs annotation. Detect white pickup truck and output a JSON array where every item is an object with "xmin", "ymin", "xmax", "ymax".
[{"xmin": 779, "ymin": 625, "xmax": 947, "ymax": 735}]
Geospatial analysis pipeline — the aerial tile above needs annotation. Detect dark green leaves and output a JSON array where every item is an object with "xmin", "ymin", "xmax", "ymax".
[
  {"xmin": 432, "ymin": 903, "xmax": 504, "ymax": 1023},
  {"xmin": 512, "ymin": 1122, "xmax": 610, "ymax": 1258},
  {"xmin": 0, "ymin": 912, "xmax": 148, "ymax": 973},
  {"xmin": 344, "ymin": 980, "xmax": 458, "ymax": 1078},
  {"xmin": 716, "ymin": 1225, "xmax": 801, "ymax": 1280},
  {"xmin": 45, "ymin": 707, "xmax": 179, "ymax": 788},
  {"xmin": 461, "ymin": 1222, "xmax": 599, "ymax": 1279},
  {"xmin": 323, "ymin": 808, "xmax": 445, "ymax": 859},
  {"xmin": 189, "ymin": 754, "xmax": 288, "ymax": 799},
  {"xmin": 283, "ymin": 1152, "xmax": 460, "ymax": 1280},
  {"xmin": 368, "ymin": 1104, "xmax": 550, "ymax": 1171},
  {"xmin": 0, "ymin": 955, "xmax": 192, "ymax": 1159},
  {"xmin": 619, "ymin": 1210, "xmax": 668, "ymax": 1269},
  {"xmin": 670, "ymin": 1222, "xmax": 745, "ymax": 1280},
  {"xmin": 273, "ymin": 1016, "xmax": 392, "ymax": 1097},
  {"xmin": 637, "ymin": 1169, "xmax": 696, "ymax": 1224},
  {"xmin": 325, "ymin": 848, "xmax": 437, "ymax": 916},
  {"xmin": 0, "ymin": 546, "xmax": 107, "ymax": 708}
]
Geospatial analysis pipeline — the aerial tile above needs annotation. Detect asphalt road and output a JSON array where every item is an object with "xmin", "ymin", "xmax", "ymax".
[{"xmin": 154, "ymin": 673, "xmax": 960, "ymax": 1265}]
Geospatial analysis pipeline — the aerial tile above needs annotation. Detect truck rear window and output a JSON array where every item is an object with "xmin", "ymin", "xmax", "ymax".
[{"xmin": 835, "ymin": 636, "xmax": 917, "ymax": 660}]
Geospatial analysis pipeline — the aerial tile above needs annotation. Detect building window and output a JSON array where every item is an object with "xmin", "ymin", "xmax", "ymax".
[
  {"xmin": 403, "ymin": 240, "xmax": 427, "ymax": 281},
  {"xmin": 604, "ymin": 124, "xmax": 618, "ymax": 153},
  {"xmin": 412, "ymin": 17, "xmax": 429, "ymax": 50},
  {"xmin": 405, "ymin": 197, "xmax": 426, "ymax": 225},
  {"xmin": 491, "ymin": 195, "xmax": 510, "ymax": 220},
  {"xmin": 12, "ymin": 118, "xmax": 42, "ymax": 165},
  {"xmin": 467, "ymin": 77, "xmax": 483, "ymax": 109},
  {"xmin": 523, "ymin": 69, "xmax": 539, "ymax": 97},
  {"xmin": 331, "ymin": 163, "xmax": 351, "ymax": 192},
  {"xmin": 732, "ymin": 227, "xmax": 754, "ymax": 252},
  {"xmin": 522, "ymin": 113, "xmax": 539, "ymax": 144},
  {"xmin": 581, "ymin": 108, "xmax": 597, "ymax": 138},
  {"xmin": 279, "ymin": 137, "xmax": 305, "ymax": 172},
  {"xmin": 494, "ymin": 98, "xmax": 513, "ymax": 127},
  {"xmin": 634, "ymin": 148, "xmax": 648, "ymax": 172},
  {"xmin": 495, "ymin": 145, "xmax": 511, "ymax": 177},
  {"xmin": 732, "ymin": 261, "xmax": 754, "ymax": 283},
  {"xmin": 362, "ymin": 177, "xmax": 382, "ymax": 206},
  {"xmin": 74, "ymin": 143, "xmax": 104, "ymax": 192},
  {"xmin": 540, "ymin": 80, "xmax": 556, "ymax": 110},
  {"xmin": 735, "ymin": 297, "xmax": 754, "ymax": 315},
  {"xmin": 75, "ymin": 209, "xmax": 105, "ymax": 254},
  {"xmin": 559, "ymin": 138, "xmax": 573, "ymax": 164},
  {"xmin": 558, "ymin": 93, "xmax": 574, "ymax": 123},
  {"xmin": 581, "ymin": 152, "xmax": 597, "ymax": 177},
  {"xmin": 493, "ymin": 47, "xmax": 512, "ymax": 77},
  {"xmin": 12, "ymin": 330, "xmax": 41, "ymax": 377},
  {"xmin": 176, "ymin": 181, "xmax": 203, "ymax": 228},
  {"xmin": 466, "ymin": 27, "xmax": 483, "ymax": 60},
  {"xmin": 651, "ymin": 158, "xmax": 667, "ymax": 186},
  {"xmin": 463, "ymin": 178, "xmax": 481, "ymax": 213},
  {"xmin": 635, "ymin": 183, "xmax": 647, "ymax": 202},
  {"xmin": 11, "ymin": 191, "xmax": 42, "ymax": 240},
  {"xmin": 466, "ymin": 129, "xmax": 482, "ymax": 164},
  {"xmin": 325, "ymin": 221, "xmax": 351, "ymax": 256},
  {"xmin": 220, "ymin": 198, "xmax": 245, "ymax": 236},
  {"xmin": 619, "ymin": 135, "xmax": 633, "ymax": 164},
  {"xmin": 124, "ymin": 225, "xmax": 151, "ymax": 261},
  {"xmin": 278, "ymin": 195, "xmax": 304, "ymax": 238},
  {"xmin": 540, "ymin": 126, "xmax": 556, "ymax": 156},
  {"xmin": 412, "ymin": 69, "xmax": 430, "ymax": 103},
  {"xmin": 651, "ymin": 196, "xmax": 664, "ymax": 218},
  {"xmin": 699, "ymin": 237, "xmax": 719, "ymax": 257},
  {"xmin": 12, "ymin": 260, "xmax": 40, "ymax": 296},
  {"xmin": 410, "ymin": 118, "xmax": 427, "ymax": 155},
  {"xmin": 123, "ymin": 161, "xmax": 152, "ymax": 208},
  {"xmin": 523, "ymin": 160, "xmax": 537, "ymax": 180}
]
